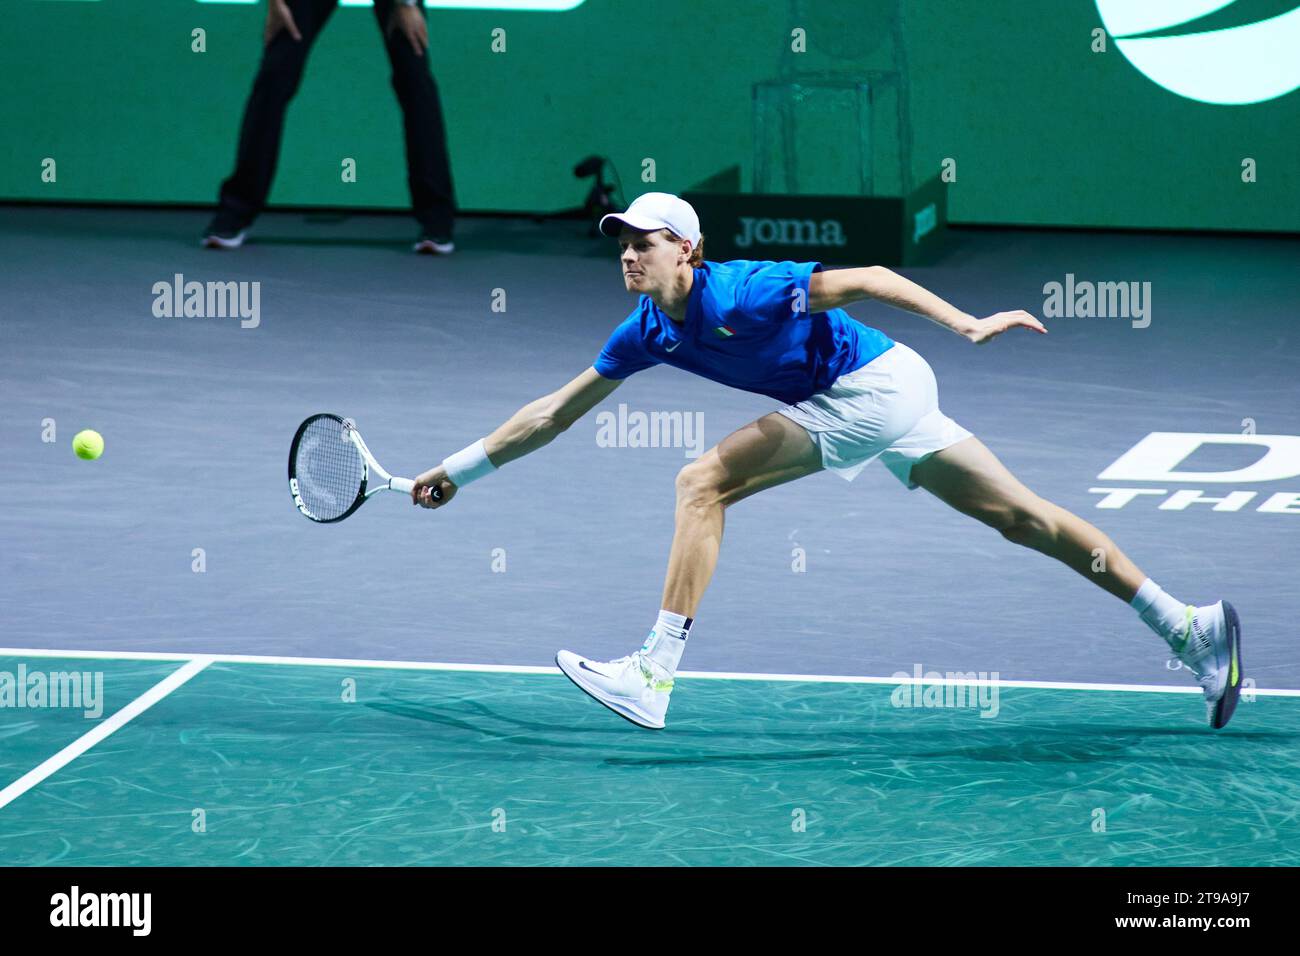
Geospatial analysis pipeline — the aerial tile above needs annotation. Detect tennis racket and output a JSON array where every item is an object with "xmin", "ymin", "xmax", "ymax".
[{"xmin": 288, "ymin": 413, "xmax": 438, "ymax": 523}]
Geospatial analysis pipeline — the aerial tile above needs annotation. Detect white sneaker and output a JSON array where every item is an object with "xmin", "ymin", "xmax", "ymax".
[
  {"xmin": 1172, "ymin": 600, "xmax": 1244, "ymax": 729},
  {"xmin": 555, "ymin": 649, "xmax": 673, "ymax": 729},
  {"xmin": 413, "ymin": 236, "xmax": 455, "ymax": 255},
  {"xmin": 202, "ymin": 229, "xmax": 246, "ymax": 249}
]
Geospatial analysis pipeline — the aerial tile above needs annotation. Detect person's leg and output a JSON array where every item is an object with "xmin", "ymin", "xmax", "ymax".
[
  {"xmin": 374, "ymin": 0, "xmax": 457, "ymax": 240},
  {"xmin": 212, "ymin": 0, "xmax": 338, "ymax": 232},
  {"xmin": 555, "ymin": 411, "xmax": 824, "ymax": 727},
  {"xmin": 662, "ymin": 412, "xmax": 824, "ymax": 617},
  {"xmin": 909, "ymin": 436, "xmax": 1144, "ymax": 601},
  {"xmin": 910, "ymin": 434, "xmax": 1244, "ymax": 728}
]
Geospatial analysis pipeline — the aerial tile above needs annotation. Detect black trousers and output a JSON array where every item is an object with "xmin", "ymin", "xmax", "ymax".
[{"xmin": 215, "ymin": 0, "xmax": 456, "ymax": 237}]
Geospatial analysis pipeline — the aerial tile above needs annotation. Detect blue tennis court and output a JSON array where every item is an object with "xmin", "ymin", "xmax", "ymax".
[{"xmin": 1, "ymin": 207, "xmax": 1296, "ymax": 865}]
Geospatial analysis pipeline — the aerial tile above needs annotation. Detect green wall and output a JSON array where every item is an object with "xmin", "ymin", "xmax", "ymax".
[{"xmin": 2, "ymin": 0, "xmax": 1295, "ymax": 230}]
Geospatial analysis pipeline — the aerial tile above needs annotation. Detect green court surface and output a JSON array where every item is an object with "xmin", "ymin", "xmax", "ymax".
[{"xmin": 0, "ymin": 655, "xmax": 1296, "ymax": 866}]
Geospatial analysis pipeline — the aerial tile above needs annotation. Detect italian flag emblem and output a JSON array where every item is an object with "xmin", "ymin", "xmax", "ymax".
[{"xmin": 712, "ymin": 325, "xmax": 736, "ymax": 338}]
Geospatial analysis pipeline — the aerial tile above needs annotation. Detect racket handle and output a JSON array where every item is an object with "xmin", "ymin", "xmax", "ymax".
[{"xmin": 390, "ymin": 477, "xmax": 441, "ymax": 501}]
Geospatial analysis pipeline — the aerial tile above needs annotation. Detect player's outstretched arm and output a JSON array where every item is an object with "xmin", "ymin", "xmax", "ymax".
[
  {"xmin": 412, "ymin": 367, "xmax": 623, "ymax": 509},
  {"xmin": 808, "ymin": 266, "xmax": 1046, "ymax": 345}
]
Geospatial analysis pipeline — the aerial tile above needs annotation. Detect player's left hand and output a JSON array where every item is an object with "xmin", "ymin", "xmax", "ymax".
[
  {"xmin": 964, "ymin": 310, "xmax": 1047, "ymax": 345},
  {"xmin": 391, "ymin": 4, "xmax": 429, "ymax": 58}
]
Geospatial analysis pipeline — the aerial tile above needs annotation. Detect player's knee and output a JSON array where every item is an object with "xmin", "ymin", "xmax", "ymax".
[
  {"xmin": 675, "ymin": 461, "xmax": 723, "ymax": 508},
  {"xmin": 389, "ymin": 71, "xmax": 420, "ymax": 101},
  {"xmin": 998, "ymin": 504, "xmax": 1053, "ymax": 546},
  {"xmin": 254, "ymin": 58, "xmax": 308, "ymax": 102},
  {"xmin": 391, "ymin": 60, "xmax": 434, "ymax": 88}
]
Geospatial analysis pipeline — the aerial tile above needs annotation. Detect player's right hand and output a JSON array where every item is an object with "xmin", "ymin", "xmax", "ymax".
[
  {"xmin": 411, "ymin": 465, "xmax": 457, "ymax": 510},
  {"xmin": 265, "ymin": 0, "xmax": 303, "ymax": 46}
]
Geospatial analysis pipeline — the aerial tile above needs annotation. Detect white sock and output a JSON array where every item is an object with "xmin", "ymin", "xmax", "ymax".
[
  {"xmin": 641, "ymin": 610, "xmax": 692, "ymax": 675},
  {"xmin": 1131, "ymin": 578, "xmax": 1190, "ymax": 646}
]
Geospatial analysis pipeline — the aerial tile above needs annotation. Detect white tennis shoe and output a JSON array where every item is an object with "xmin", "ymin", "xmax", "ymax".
[
  {"xmin": 1172, "ymin": 600, "xmax": 1244, "ymax": 729},
  {"xmin": 413, "ymin": 236, "xmax": 455, "ymax": 255},
  {"xmin": 202, "ymin": 229, "xmax": 246, "ymax": 249},
  {"xmin": 555, "ymin": 649, "xmax": 673, "ymax": 729}
]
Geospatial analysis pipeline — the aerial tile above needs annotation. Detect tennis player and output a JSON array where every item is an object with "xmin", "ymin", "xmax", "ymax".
[{"xmin": 411, "ymin": 192, "xmax": 1243, "ymax": 731}]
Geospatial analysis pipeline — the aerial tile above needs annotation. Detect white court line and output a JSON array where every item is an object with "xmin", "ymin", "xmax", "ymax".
[
  {"xmin": 1, "ymin": 646, "xmax": 1297, "ymax": 697},
  {"xmin": 0, "ymin": 656, "xmax": 213, "ymax": 812}
]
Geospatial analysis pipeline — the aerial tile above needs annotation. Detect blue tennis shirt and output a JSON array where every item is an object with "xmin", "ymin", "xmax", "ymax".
[{"xmin": 593, "ymin": 260, "xmax": 894, "ymax": 405}]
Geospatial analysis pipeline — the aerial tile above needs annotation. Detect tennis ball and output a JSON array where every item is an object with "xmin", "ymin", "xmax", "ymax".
[{"xmin": 73, "ymin": 429, "xmax": 104, "ymax": 461}]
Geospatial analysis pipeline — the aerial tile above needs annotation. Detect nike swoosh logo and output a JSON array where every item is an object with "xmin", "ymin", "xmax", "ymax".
[
  {"xmin": 665, "ymin": 341, "xmax": 681, "ymax": 352},
  {"xmin": 1115, "ymin": 0, "xmax": 1298, "ymax": 40},
  {"xmin": 578, "ymin": 660, "xmax": 612, "ymax": 678}
]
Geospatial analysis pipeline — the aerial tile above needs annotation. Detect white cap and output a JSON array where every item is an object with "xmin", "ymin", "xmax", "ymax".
[{"xmin": 599, "ymin": 192, "xmax": 701, "ymax": 247}]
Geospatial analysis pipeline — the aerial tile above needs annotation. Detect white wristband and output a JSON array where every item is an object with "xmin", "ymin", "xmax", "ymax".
[{"xmin": 442, "ymin": 439, "xmax": 497, "ymax": 487}]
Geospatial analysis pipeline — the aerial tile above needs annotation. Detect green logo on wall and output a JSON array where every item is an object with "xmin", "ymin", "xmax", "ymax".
[{"xmin": 1096, "ymin": 0, "xmax": 1300, "ymax": 105}]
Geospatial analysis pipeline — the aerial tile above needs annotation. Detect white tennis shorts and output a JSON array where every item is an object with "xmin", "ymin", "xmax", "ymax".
[{"xmin": 776, "ymin": 341, "xmax": 973, "ymax": 488}]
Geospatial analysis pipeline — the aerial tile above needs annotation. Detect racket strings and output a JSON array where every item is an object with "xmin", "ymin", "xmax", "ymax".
[{"xmin": 294, "ymin": 418, "xmax": 366, "ymax": 520}]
